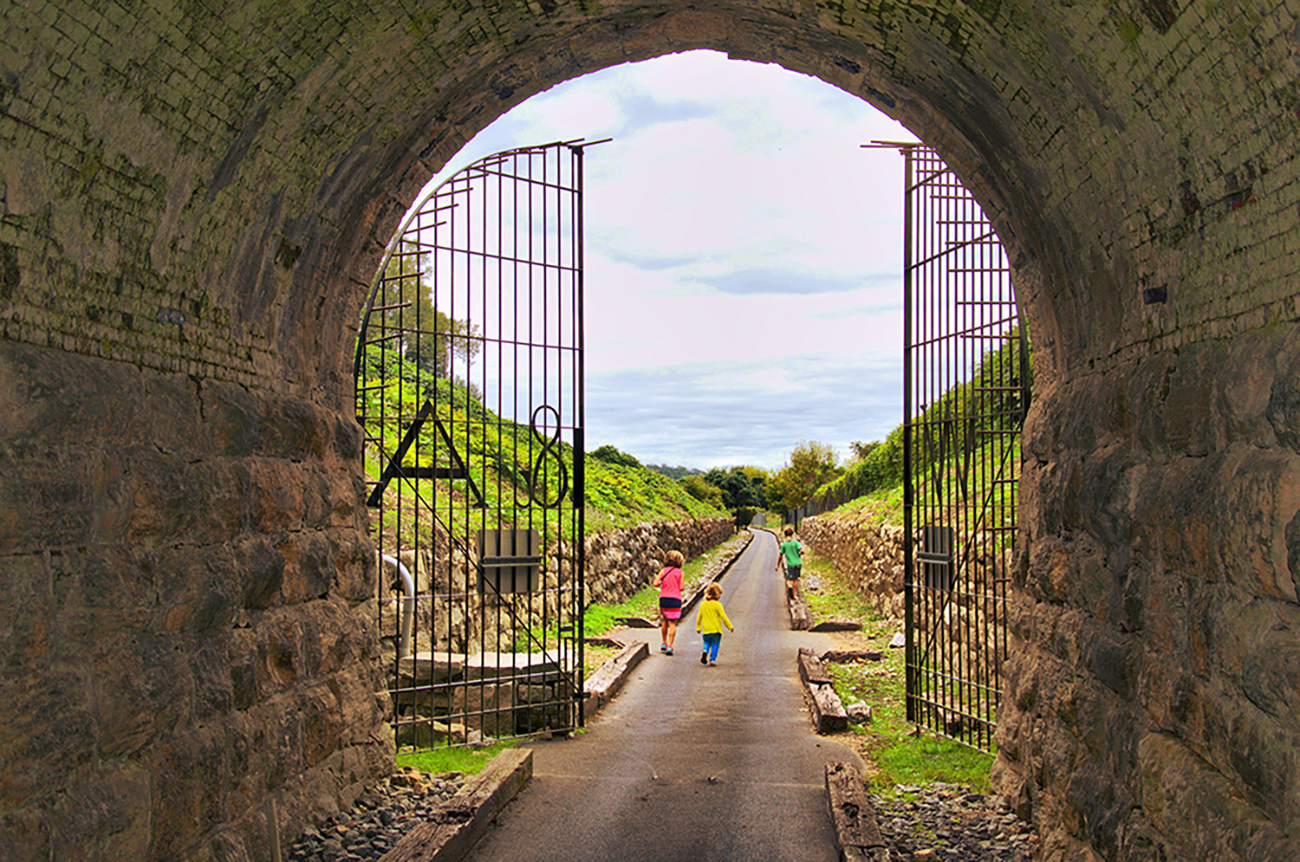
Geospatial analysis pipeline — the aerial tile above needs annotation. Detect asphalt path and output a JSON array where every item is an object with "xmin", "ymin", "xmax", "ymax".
[{"xmin": 467, "ymin": 528, "xmax": 861, "ymax": 862}]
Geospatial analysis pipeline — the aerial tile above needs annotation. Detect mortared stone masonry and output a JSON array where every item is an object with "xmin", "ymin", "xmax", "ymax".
[{"xmin": 3, "ymin": 1, "xmax": 1300, "ymax": 859}]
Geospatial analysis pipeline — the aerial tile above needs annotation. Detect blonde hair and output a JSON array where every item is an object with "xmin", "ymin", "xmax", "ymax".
[
  {"xmin": 705, "ymin": 582, "xmax": 723, "ymax": 600},
  {"xmin": 665, "ymin": 550, "xmax": 685, "ymax": 567}
]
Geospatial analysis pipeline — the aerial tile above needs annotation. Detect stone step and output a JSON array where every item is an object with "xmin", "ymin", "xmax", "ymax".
[{"xmin": 397, "ymin": 650, "xmax": 565, "ymax": 683}]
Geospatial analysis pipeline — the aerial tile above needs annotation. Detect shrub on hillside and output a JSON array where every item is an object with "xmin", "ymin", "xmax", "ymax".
[
  {"xmin": 591, "ymin": 444, "xmax": 642, "ymax": 469},
  {"xmin": 681, "ymin": 475, "xmax": 726, "ymax": 509}
]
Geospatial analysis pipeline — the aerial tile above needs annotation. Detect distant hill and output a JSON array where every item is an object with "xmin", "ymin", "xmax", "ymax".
[{"xmin": 644, "ymin": 463, "xmax": 704, "ymax": 480}]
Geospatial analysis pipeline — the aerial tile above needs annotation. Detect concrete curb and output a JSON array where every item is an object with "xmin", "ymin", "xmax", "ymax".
[
  {"xmin": 825, "ymin": 762, "xmax": 889, "ymax": 862},
  {"xmin": 378, "ymin": 748, "xmax": 532, "ymax": 862},
  {"xmin": 681, "ymin": 528, "xmax": 753, "ymax": 616},
  {"xmin": 582, "ymin": 641, "xmax": 649, "ymax": 720}
]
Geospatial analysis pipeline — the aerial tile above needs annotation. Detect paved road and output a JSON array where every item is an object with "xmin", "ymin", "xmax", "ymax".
[{"xmin": 467, "ymin": 528, "xmax": 860, "ymax": 862}]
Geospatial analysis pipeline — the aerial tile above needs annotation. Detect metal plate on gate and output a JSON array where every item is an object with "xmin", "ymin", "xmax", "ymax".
[{"xmin": 477, "ymin": 529, "xmax": 542, "ymax": 594}]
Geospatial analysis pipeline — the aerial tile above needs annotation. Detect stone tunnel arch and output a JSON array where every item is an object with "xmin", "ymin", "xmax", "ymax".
[{"xmin": 3, "ymin": 3, "xmax": 1300, "ymax": 861}]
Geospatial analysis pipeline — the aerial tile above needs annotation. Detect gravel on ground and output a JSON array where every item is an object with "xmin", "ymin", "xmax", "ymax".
[
  {"xmin": 871, "ymin": 782, "xmax": 1038, "ymax": 861},
  {"xmin": 287, "ymin": 768, "xmax": 466, "ymax": 862}
]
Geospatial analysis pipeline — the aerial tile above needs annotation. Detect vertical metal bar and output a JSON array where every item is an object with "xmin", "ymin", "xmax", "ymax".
[
  {"xmin": 902, "ymin": 144, "xmax": 916, "ymax": 726},
  {"xmin": 573, "ymin": 143, "xmax": 587, "ymax": 727}
]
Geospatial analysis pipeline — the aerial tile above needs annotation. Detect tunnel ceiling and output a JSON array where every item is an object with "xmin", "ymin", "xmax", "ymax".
[{"xmin": 4, "ymin": 0, "xmax": 1289, "ymax": 406}]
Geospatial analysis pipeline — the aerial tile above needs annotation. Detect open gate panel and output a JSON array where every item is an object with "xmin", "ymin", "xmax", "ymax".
[
  {"xmin": 354, "ymin": 142, "xmax": 597, "ymax": 749},
  {"xmin": 898, "ymin": 144, "xmax": 1029, "ymax": 752}
]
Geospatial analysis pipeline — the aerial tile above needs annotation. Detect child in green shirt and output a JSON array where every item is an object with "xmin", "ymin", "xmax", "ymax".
[
  {"xmin": 775, "ymin": 526, "xmax": 806, "ymax": 599},
  {"xmin": 696, "ymin": 582, "xmax": 735, "ymax": 666}
]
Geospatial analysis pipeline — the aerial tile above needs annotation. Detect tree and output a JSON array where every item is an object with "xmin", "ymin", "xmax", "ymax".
[
  {"xmin": 377, "ymin": 240, "xmax": 479, "ymax": 378},
  {"xmin": 766, "ymin": 441, "xmax": 840, "ymax": 512},
  {"xmin": 591, "ymin": 444, "xmax": 642, "ymax": 469},
  {"xmin": 681, "ymin": 475, "xmax": 725, "ymax": 509},
  {"xmin": 702, "ymin": 466, "xmax": 766, "ymax": 510},
  {"xmin": 645, "ymin": 463, "xmax": 702, "ymax": 480},
  {"xmin": 848, "ymin": 440, "xmax": 880, "ymax": 463}
]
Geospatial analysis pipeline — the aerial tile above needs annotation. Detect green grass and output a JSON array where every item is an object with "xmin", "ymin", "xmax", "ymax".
[
  {"xmin": 396, "ymin": 739, "xmax": 517, "ymax": 775},
  {"xmin": 583, "ymin": 585, "xmax": 660, "ymax": 637},
  {"xmin": 799, "ymin": 548, "xmax": 994, "ymax": 797},
  {"xmin": 833, "ymin": 483, "xmax": 904, "ymax": 526},
  {"xmin": 800, "ymin": 547, "xmax": 880, "ymax": 622}
]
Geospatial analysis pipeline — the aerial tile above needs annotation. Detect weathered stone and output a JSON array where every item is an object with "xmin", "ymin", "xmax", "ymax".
[
  {"xmin": 6, "ymin": 2, "xmax": 1300, "ymax": 858},
  {"xmin": 398, "ymin": 652, "xmax": 467, "ymax": 684}
]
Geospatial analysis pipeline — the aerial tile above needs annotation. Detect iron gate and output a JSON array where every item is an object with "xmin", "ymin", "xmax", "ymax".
[
  {"xmin": 897, "ymin": 144, "xmax": 1030, "ymax": 751},
  {"xmin": 354, "ymin": 140, "xmax": 600, "ymax": 749}
]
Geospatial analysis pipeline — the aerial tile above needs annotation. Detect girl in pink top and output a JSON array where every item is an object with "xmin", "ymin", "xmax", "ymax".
[{"xmin": 653, "ymin": 550, "xmax": 685, "ymax": 655}]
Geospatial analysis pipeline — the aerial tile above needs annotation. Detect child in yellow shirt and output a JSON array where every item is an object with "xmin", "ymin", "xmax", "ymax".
[{"xmin": 695, "ymin": 582, "xmax": 735, "ymax": 666}]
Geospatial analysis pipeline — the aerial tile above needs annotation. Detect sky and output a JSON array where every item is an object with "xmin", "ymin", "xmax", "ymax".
[{"xmin": 413, "ymin": 50, "xmax": 920, "ymax": 472}]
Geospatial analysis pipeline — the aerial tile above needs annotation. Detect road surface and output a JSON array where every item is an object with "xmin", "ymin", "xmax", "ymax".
[{"xmin": 467, "ymin": 528, "xmax": 860, "ymax": 862}]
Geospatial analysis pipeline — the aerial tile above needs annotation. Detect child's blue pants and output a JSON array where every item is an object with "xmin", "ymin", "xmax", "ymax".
[{"xmin": 702, "ymin": 632, "xmax": 722, "ymax": 661}]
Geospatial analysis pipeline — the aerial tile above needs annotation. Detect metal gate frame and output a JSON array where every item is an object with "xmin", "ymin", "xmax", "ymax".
[
  {"xmin": 354, "ymin": 140, "xmax": 603, "ymax": 749},
  {"xmin": 895, "ymin": 143, "xmax": 1030, "ymax": 751}
]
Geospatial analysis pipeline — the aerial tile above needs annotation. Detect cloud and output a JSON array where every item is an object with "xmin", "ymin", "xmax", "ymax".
[
  {"xmin": 397, "ymin": 50, "xmax": 921, "ymax": 469},
  {"xmin": 586, "ymin": 352, "xmax": 902, "ymax": 471},
  {"xmin": 614, "ymin": 92, "xmax": 717, "ymax": 133},
  {"xmin": 695, "ymin": 269, "xmax": 895, "ymax": 296}
]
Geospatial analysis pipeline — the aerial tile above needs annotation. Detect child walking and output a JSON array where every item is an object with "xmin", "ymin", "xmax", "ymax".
[
  {"xmin": 775, "ymin": 525, "xmax": 806, "ymax": 600},
  {"xmin": 653, "ymin": 550, "xmax": 685, "ymax": 655},
  {"xmin": 695, "ymin": 582, "xmax": 735, "ymax": 666}
]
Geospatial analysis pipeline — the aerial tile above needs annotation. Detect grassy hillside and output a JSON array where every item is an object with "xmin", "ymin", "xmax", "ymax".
[
  {"xmin": 809, "ymin": 329, "xmax": 1029, "ymax": 524},
  {"xmin": 357, "ymin": 344, "xmax": 725, "ymax": 551}
]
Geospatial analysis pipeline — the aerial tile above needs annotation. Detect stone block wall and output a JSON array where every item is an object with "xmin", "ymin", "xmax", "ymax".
[
  {"xmin": 992, "ymin": 327, "xmax": 1300, "ymax": 861},
  {"xmin": 797, "ymin": 515, "xmax": 906, "ymax": 625},
  {"xmin": 0, "ymin": 342, "xmax": 393, "ymax": 861},
  {"xmin": 584, "ymin": 518, "xmax": 738, "ymax": 607},
  {"xmin": 4, "ymin": 0, "xmax": 1300, "ymax": 859}
]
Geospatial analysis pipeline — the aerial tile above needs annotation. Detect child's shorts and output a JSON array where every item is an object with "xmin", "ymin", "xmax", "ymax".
[{"xmin": 785, "ymin": 565, "xmax": 802, "ymax": 580}]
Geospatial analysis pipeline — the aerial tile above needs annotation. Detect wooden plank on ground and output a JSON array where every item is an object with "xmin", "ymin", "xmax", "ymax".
[
  {"xmin": 583, "ymin": 641, "xmax": 649, "ymax": 719},
  {"xmin": 798, "ymin": 648, "xmax": 833, "ymax": 686},
  {"xmin": 821, "ymin": 650, "xmax": 884, "ymax": 664},
  {"xmin": 613, "ymin": 616, "xmax": 657, "ymax": 628},
  {"xmin": 378, "ymin": 748, "xmax": 532, "ymax": 862},
  {"xmin": 810, "ymin": 683, "xmax": 849, "ymax": 734},
  {"xmin": 809, "ymin": 619, "xmax": 863, "ymax": 632},
  {"xmin": 789, "ymin": 596, "xmax": 811, "ymax": 631},
  {"xmin": 825, "ymin": 762, "xmax": 888, "ymax": 861}
]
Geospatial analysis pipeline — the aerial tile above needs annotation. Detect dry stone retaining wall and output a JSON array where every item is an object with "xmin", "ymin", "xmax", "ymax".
[
  {"xmin": 798, "ymin": 515, "xmax": 906, "ymax": 625},
  {"xmin": 375, "ymin": 517, "xmax": 734, "ymax": 657},
  {"xmin": 584, "ymin": 518, "xmax": 737, "ymax": 607}
]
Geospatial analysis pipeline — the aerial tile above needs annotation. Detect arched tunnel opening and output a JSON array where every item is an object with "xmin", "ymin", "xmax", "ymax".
[
  {"xmin": 3, "ymin": 4, "xmax": 1299, "ymax": 861},
  {"xmin": 355, "ymin": 45, "xmax": 1025, "ymax": 775}
]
